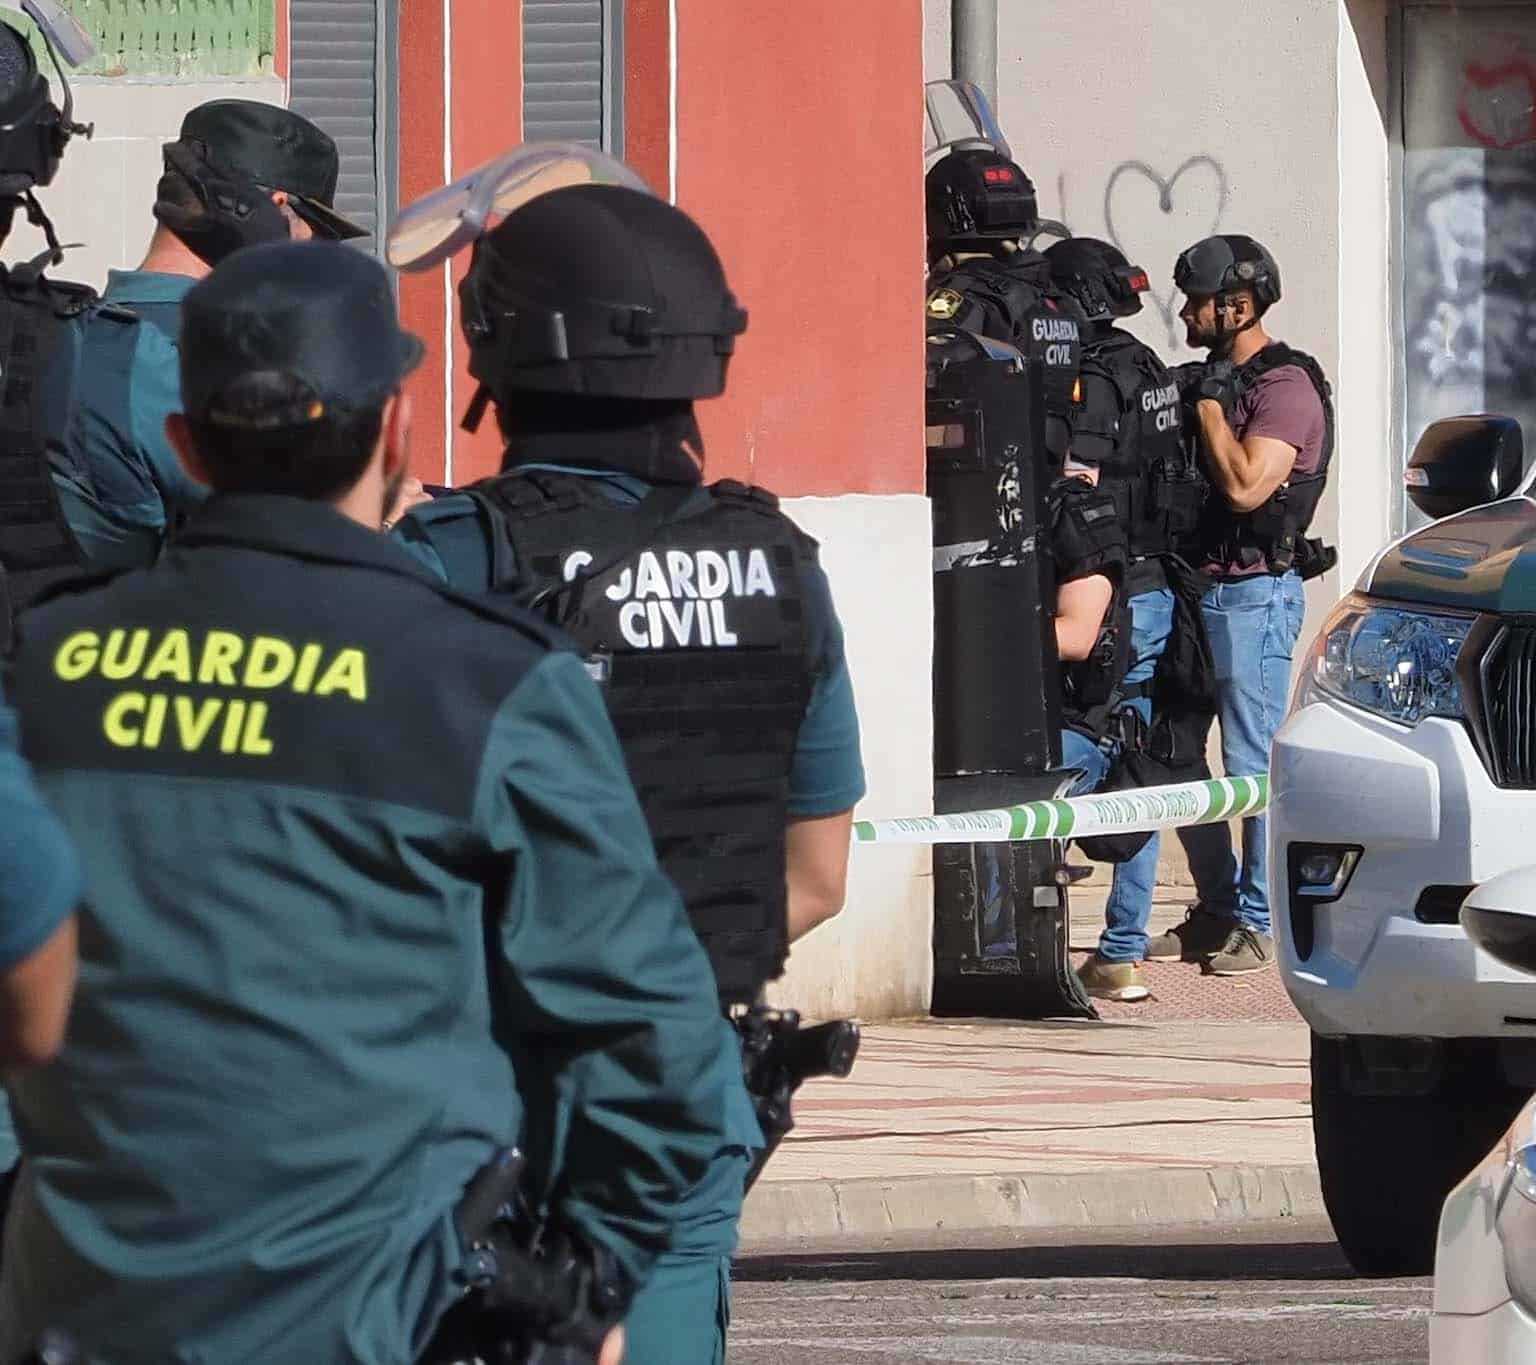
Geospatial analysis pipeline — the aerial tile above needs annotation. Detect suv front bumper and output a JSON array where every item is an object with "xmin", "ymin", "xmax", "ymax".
[{"xmin": 1270, "ymin": 695, "xmax": 1536, "ymax": 1038}]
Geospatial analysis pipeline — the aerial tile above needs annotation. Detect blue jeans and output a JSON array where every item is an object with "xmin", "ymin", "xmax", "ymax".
[
  {"xmin": 1104, "ymin": 573, "xmax": 1305, "ymax": 957},
  {"xmin": 1098, "ymin": 588, "xmax": 1176, "ymax": 962}
]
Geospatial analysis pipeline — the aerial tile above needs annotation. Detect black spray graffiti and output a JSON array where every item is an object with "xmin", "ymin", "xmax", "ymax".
[
  {"xmin": 1103, "ymin": 158, "xmax": 1231, "ymax": 351},
  {"xmin": 1403, "ymin": 147, "xmax": 1536, "ymax": 463},
  {"xmin": 1048, "ymin": 158, "xmax": 1232, "ymax": 353}
]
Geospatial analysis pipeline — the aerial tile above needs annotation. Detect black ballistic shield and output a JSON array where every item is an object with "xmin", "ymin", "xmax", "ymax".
[{"xmin": 924, "ymin": 330, "xmax": 1093, "ymax": 1020}]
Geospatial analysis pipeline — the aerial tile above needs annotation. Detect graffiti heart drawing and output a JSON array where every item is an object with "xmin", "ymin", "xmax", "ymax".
[
  {"xmin": 1103, "ymin": 156, "xmax": 1230, "ymax": 351},
  {"xmin": 1458, "ymin": 60, "xmax": 1536, "ymax": 151}
]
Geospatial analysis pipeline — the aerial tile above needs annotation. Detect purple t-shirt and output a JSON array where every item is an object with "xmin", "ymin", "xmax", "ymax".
[{"xmin": 1206, "ymin": 360, "xmax": 1327, "ymax": 578}]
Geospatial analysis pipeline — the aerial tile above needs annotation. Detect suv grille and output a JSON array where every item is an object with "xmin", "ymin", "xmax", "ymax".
[{"xmin": 1467, "ymin": 620, "xmax": 1536, "ymax": 788}]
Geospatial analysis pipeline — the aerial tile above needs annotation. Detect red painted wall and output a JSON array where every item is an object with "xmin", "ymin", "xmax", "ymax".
[
  {"xmin": 395, "ymin": 0, "xmax": 522, "ymax": 486},
  {"xmin": 447, "ymin": 0, "xmax": 523, "ymax": 485},
  {"xmin": 395, "ymin": 1, "xmax": 450, "ymax": 485},
  {"xmin": 675, "ymin": 0, "xmax": 925, "ymax": 496},
  {"xmin": 274, "ymin": 0, "xmax": 289, "ymax": 80},
  {"xmin": 624, "ymin": 0, "xmax": 670, "ymax": 194},
  {"xmin": 395, "ymin": 0, "xmax": 925, "ymax": 497}
]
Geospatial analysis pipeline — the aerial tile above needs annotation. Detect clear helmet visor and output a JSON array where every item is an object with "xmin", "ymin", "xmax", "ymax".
[
  {"xmin": 18, "ymin": 0, "xmax": 93, "ymax": 66},
  {"xmin": 387, "ymin": 142, "xmax": 652, "ymax": 272},
  {"xmin": 923, "ymin": 79, "xmax": 1011, "ymax": 164}
]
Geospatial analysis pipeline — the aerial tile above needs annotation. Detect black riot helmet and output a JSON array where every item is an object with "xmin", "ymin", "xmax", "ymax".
[
  {"xmin": 1044, "ymin": 237, "xmax": 1150, "ymax": 322},
  {"xmin": 1173, "ymin": 234, "xmax": 1282, "ymax": 311},
  {"xmin": 925, "ymin": 148, "xmax": 1039, "ymax": 261},
  {"xmin": 0, "ymin": 4, "xmax": 94, "ymax": 254},
  {"xmin": 0, "ymin": 21, "xmax": 64, "ymax": 197},
  {"xmin": 456, "ymin": 182, "xmax": 748, "ymax": 424}
]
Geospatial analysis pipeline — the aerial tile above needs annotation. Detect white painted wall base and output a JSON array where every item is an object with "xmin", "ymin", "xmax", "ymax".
[{"xmin": 769, "ymin": 493, "xmax": 935, "ymax": 1021}]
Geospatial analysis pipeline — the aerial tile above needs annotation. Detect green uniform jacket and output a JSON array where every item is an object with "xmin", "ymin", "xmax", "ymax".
[
  {"xmin": 0, "ymin": 495, "xmax": 733, "ymax": 1365},
  {"xmin": 52, "ymin": 271, "xmax": 208, "ymax": 569}
]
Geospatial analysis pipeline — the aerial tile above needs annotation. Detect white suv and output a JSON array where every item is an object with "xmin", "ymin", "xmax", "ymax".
[{"xmin": 1271, "ymin": 415, "xmax": 1536, "ymax": 1276}]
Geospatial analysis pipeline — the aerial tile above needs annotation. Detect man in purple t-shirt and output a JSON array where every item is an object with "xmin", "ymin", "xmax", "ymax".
[{"xmin": 1144, "ymin": 234, "xmax": 1334, "ymax": 976}]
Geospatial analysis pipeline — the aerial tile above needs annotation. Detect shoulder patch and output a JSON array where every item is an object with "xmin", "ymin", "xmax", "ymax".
[{"xmin": 926, "ymin": 287, "xmax": 965, "ymax": 321}]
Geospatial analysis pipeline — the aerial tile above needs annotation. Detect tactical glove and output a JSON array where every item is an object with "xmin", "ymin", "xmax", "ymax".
[{"xmin": 154, "ymin": 140, "xmax": 291, "ymax": 266}]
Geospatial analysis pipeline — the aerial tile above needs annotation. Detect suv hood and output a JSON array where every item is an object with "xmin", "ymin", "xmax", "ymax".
[{"xmin": 1367, "ymin": 496, "xmax": 1536, "ymax": 613}]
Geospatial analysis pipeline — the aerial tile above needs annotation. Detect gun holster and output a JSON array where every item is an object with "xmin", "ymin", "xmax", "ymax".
[
  {"xmin": 421, "ymin": 1149, "xmax": 628, "ymax": 1365},
  {"xmin": 736, "ymin": 1006, "xmax": 861, "ymax": 1192}
]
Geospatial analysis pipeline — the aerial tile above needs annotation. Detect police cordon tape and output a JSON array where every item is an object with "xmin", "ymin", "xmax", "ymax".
[{"xmin": 851, "ymin": 775, "xmax": 1269, "ymax": 845}]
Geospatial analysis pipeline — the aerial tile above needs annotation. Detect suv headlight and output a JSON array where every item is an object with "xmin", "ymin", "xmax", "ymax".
[
  {"xmin": 1498, "ymin": 1103, "xmax": 1536, "ymax": 1314},
  {"xmin": 1297, "ymin": 593, "xmax": 1474, "ymax": 726}
]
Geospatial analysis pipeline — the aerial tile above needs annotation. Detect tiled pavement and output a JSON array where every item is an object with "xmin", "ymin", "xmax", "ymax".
[
  {"xmin": 758, "ymin": 1018, "xmax": 1311, "ymax": 1185},
  {"xmin": 742, "ymin": 887, "xmax": 1317, "ymax": 1248}
]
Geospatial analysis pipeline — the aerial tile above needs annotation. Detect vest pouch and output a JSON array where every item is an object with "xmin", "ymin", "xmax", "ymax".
[
  {"xmin": 1150, "ymin": 557, "xmax": 1217, "ymax": 715},
  {"xmin": 1072, "ymin": 743, "xmax": 1160, "ymax": 864},
  {"xmin": 1144, "ymin": 709, "xmax": 1215, "ymax": 787},
  {"xmin": 1295, "ymin": 535, "xmax": 1337, "ymax": 582},
  {"xmin": 1066, "ymin": 600, "xmax": 1130, "ymax": 714},
  {"xmin": 1150, "ymin": 459, "xmax": 1206, "ymax": 540}
]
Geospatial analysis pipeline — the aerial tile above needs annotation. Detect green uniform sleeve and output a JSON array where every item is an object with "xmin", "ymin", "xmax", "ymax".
[
  {"xmin": 129, "ymin": 327, "xmax": 208, "ymax": 520},
  {"xmin": 476, "ymin": 651, "xmax": 730, "ymax": 1289},
  {"xmin": 0, "ymin": 677, "xmax": 81, "ymax": 969},
  {"xmin": 789, "ymin": 556, "xmax": 866, "ymax": 817},
  {"xmin": 394, "ymin": 495, "xmax": 498, "ymax": 590}
]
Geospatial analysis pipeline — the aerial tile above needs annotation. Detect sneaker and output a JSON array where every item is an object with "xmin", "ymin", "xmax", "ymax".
[
  {"xmin": 1204, "ymin": 926, "xmax": 1276, "ymax": 976},
  {"xmin": 1146, "ymin": 904, "xmax": 1236, "ymax": 961},
  {"xmin": 1077, "ymin": 955, "xmax": 1151, "ymax": 1002}
]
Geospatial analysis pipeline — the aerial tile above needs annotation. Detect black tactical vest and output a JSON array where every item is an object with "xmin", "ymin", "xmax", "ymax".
[
  {"xmin": 1200, "ymin": 342, "xmax": 1335, "ymax": 575},
  {"xmin": 0, "ymin": 267, "xmax": 95, "ymax": 651},
  {"xmin": 926, "ymin": 252, "xmax": 1086, "ymax": 457},
  {"xmin": 471, "ymin": 469, "xmax": 816, "ymax": 1008},
  {"xmin": 1047, "ymin": 475, "xmax": 1131, "ymax": 734},
  {"xmin": 1078, "ymin": 329, "xmax": 1205, "ymax": 568}
]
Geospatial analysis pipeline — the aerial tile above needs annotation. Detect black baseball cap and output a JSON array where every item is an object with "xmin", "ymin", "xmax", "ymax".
[
  {"xmin": 178, "ymin": 99, "xmax": 367, "ymax": 241},
  {"xmin": 181, "ymin": 240, "xmax": 424, "ymax": 428}
]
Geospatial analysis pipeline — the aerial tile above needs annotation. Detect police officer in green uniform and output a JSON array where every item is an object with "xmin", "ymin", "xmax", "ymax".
[
  {"xmin": 391, "ymin": 152, "xmax": 865, "ymax": 1365},
  {"xmin": 56, "ymin": 100, "xmax": 367, "ymax": 569},
  {"xmin": 0, "ymin": 4, "xmax": 103, "ymax": 647},
  {"xmin": 0, "ymin": 0, "xmax": 92, "ymax": 1209},
  {"xmin": 0, "ymin": 677, "xmax": 79, "ymax": 1076},
  {"xmin": 0, "ymin": 239, "xmax": 733, "ymax": 1364}
]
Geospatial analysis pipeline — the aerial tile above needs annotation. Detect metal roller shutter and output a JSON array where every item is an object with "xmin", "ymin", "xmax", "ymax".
[
  {"xmin": 523, "ymin": 0, "xmax": 614, "ymax": 148},
  {"xmin": 289, "ymin": 0, "xmax": 382, "ymax": 246}
]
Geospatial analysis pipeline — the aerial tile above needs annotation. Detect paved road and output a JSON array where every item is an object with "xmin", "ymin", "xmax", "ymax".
[{"xmin": 731, "ymin": 1222, "xmax": 1429, "ymax": 1365}]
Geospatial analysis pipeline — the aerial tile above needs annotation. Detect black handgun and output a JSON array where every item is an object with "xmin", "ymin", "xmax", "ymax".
[
  {"xmin": 430, "ymin": 1148, "xmax": 625, "ymax": 1365},
  {"xmin": 736, "ymin": 1006, "xmax": 861, "ymax": 1191}
]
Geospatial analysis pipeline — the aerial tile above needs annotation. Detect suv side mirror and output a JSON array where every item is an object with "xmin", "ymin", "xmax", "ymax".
[
  {"xmin": 1406, "ymin": 415, "xmax": 1525, "ymax": 519},
  {"xmin": 1461, "ymin": 868, "xmax": 1536, "ymax": 976}
]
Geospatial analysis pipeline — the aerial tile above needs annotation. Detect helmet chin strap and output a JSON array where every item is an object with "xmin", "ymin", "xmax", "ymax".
[{"xmin": 1209, "ymin": 291, "xmax": 1260, "ymax": 358}]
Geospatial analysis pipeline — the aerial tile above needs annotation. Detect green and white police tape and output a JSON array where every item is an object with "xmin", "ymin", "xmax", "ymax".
[{"xmin": 852, "ymin": 775, "xmax": 1269, "ymax": 845}]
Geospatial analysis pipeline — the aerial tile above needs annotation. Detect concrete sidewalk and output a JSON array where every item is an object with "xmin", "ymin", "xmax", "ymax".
[{"xmin": 741, "ymin": 1018, "xmax": 1321, "ymax": 1251}]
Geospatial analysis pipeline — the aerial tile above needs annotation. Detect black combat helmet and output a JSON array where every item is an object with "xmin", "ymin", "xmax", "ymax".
[
  {"xmin": 0, "ymin": 19, "xmax": 69, "ymax": 198},
  {"xmin": 1044, "ymin": 237, "xmax": 1150, "ymax": 322},
  {"xmin": 925, "ymin": 148, "xmax": 1038, "ymax": 259},
  {"xmin": 458, "ymin": 183, "xmax": 748, "ymax": 413},
  {"xmin": 1173, "ymin": 234, "xmax": 1282, "ymax": 310}
]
